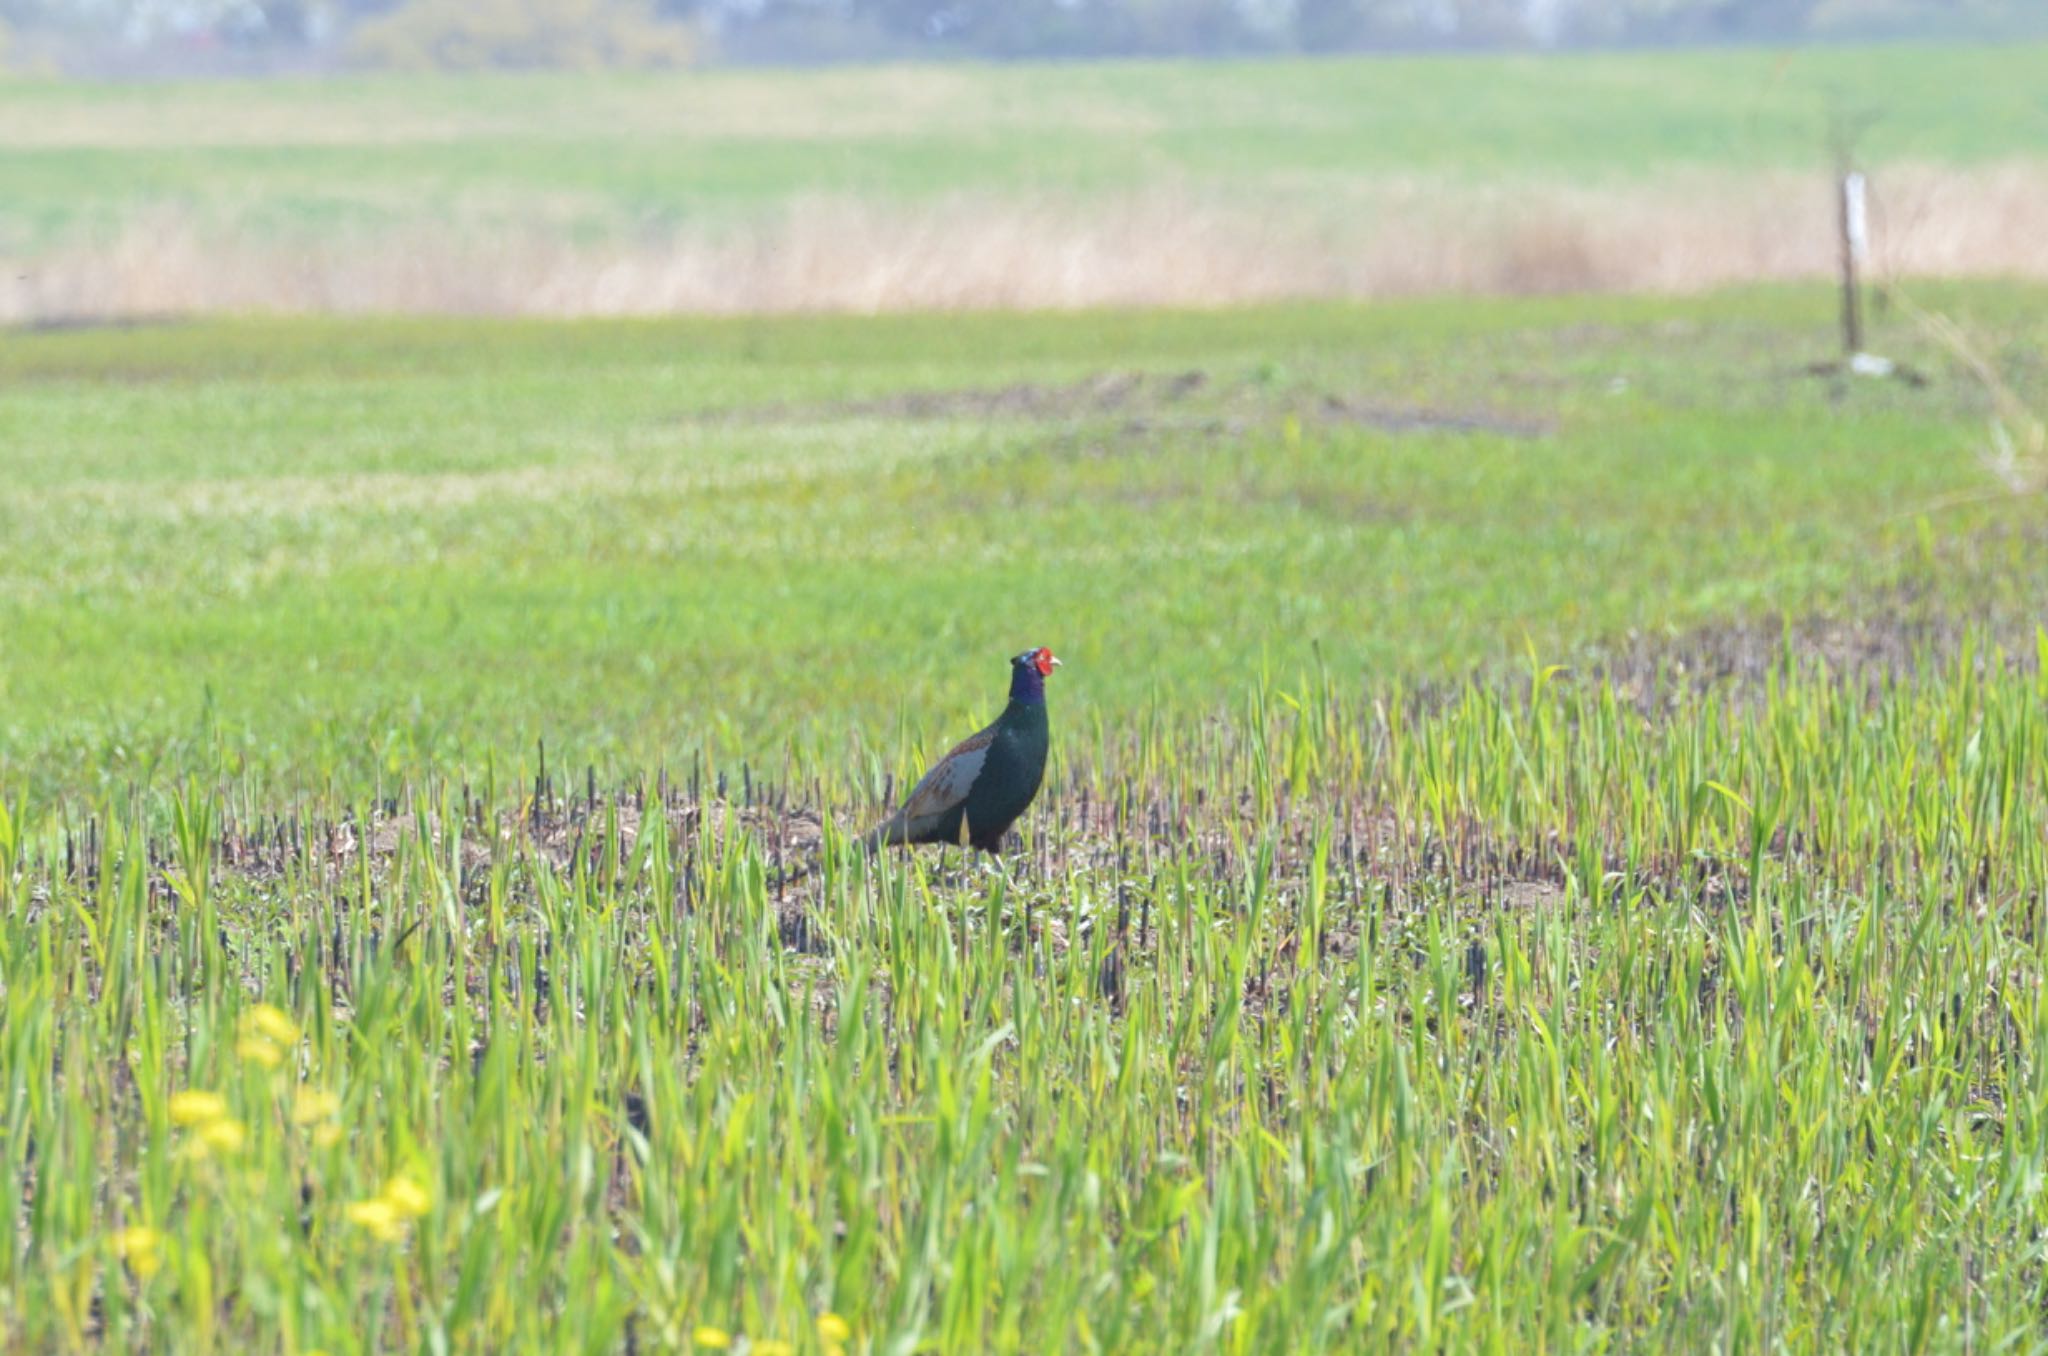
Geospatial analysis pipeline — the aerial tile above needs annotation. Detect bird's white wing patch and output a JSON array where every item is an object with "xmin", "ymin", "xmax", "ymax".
[{"xmin": 901, "ymin": 731, "xmax": 991, "ymax": 823}]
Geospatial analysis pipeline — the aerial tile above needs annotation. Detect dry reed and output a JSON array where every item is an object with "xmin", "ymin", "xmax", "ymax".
[{"xmin": 4, "ymin": 161, "xmax": 2044, "ymax": 321}]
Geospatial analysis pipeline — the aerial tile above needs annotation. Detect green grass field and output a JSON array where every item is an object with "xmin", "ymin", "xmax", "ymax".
[
  {"xmin": 2, "ymin": 284, "xmax": 2045, "ymax": 797},
  {"xmin": 5, "ymin": 282, "xmax": 2048, "ymax": 1350},
  {"xmin": 5, "ymin": 43, "xmax": 2047, "ymax": 247}
]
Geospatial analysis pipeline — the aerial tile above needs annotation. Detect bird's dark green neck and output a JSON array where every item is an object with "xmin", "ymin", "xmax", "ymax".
[
  {"xmin": 1008, "ymin": 664, "xmax": 1049, "ymax": 706},
  {"xmin": 1000, "ymin": 697, "xmax": 1050, "ymax": 731}
]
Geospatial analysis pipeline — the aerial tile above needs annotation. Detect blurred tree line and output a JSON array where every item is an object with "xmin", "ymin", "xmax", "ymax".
[
  {"xmin": 0, "ymin": 0, "xmax": 2040, "ymax": 71},
  {"xmin": 685, "ymin": 0, "xmax": 2045, "ymax": 60}
]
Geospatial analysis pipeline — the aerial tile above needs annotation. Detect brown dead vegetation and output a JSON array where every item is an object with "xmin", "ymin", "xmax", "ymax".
[{"xmin": 6, "ymin": 163, "xmax": 2046, "ymax": 323}]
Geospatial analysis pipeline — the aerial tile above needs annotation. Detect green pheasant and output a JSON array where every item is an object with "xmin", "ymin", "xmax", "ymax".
[{"xmin": 863, "ymin": 647, "xmax": 1061, "ymax": 853}]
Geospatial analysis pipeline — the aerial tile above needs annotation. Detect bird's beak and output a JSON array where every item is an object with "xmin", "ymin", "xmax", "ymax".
[{"xmin": 1050, "ymin": 655, "xmax": 1063, "ymax": 667}]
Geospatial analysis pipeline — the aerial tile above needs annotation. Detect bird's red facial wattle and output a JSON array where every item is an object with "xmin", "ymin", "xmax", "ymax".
[{"xmin": 1032, "ymin": 648, "xmax": 1060, "ymax": 678}]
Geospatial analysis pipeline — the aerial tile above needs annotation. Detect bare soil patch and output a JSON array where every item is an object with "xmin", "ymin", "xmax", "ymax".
[
  {"xmin": 698, "ymin": 367, "xmax": 1548, "ymax": 439},
  {"xmin": 1587, "ymin": 586, "xmax": 2043, "ymax": 713}
]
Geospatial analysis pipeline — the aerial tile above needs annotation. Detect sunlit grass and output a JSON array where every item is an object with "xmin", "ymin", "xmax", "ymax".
[
  {"xmin": 5, "ymin": 646, "xmax": 2048, "ymax": 1349},
  {"xmin": 2, "ymin": 286, "xmax": 2045, "ymax": 801},
  {"xmin": 3, "ymin": 288, "xmax": 2047, "ymax": 1349}
]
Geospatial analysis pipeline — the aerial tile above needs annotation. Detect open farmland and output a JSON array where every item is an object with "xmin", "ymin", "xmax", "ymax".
[
  {"xmin": 3, "ymin": 285, "xmax": 2047, "ymax": 797},
  {"xmin": 4, "ymin": 284, "xmax": 2048, "ymax": 1349},
  {"xmin": 4, "ymin": 41, "xmax": 2048, "ymax": 318}
]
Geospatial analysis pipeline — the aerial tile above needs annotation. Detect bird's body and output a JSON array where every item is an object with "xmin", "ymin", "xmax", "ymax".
[{"xmin": 862, "ymin": 647, "xmax": 1059, "ymax": 854}]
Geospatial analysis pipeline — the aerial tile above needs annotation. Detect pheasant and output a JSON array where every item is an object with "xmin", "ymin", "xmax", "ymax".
[{"xmin": 862, "ymin": 647, "xmax": 1061, "ymax": 854}]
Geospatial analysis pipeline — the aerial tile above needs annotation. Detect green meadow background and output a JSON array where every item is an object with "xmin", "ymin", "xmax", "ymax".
[
  {"xmin": 3, "ymin": 282, "xmax": 2046, "ymax": 798},
  {"xmin": 5, "ymin": 42, "xmax": 2048, "ymax": 249}
]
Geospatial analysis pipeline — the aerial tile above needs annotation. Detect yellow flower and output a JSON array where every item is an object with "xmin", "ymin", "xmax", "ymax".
[
  {"xmin": 345, "ymin": 1197, "xmax": 406, "ymax": 1243},
  {"xmin": 247, "ymin": 1003, "xmax": 301, "ymax": 1046},
  {"xmin": 113, "ymin": 1225, "xmax": 164, "ymax": 1279},
  {"xmin": 168, "ymin": 1090, "xmax": 227, "ymax": 1126},
  {"xmin": 235, "ymin": 1034, "xmax": 285, "ymax": 1069},
  {"xmin": 381, "ymin": 1175, "xmax": 432, "ymax": 1218},
  {"xmin": 292, "ymin": 1086, "xmax": 341, "ymax": 1125},
  {"xmin": 312, "ymin": 1123, "xmax": 344, "ymax": 1149},
  {"xmin": 690, "ymin": 1327, "xmax": 731, "ymax": 1350},
  {"xmin": 114, "ymin": 1224, "xmax": 162, "ymax": 1253},
  {"xmin": 817, "ymin": 1313, "xmax": 852, "ymax": 1343},
  {"xmin": 199, "ymin": 1117, "xmax": 248, "ymax": 1153}
]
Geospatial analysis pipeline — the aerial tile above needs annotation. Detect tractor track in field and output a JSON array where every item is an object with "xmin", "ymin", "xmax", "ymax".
[{"xmin": 688, "ymin": 367, "xmax": 1551, "ymax": 440}]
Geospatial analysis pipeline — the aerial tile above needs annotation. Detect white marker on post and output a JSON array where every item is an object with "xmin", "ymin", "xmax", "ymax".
[{"xmin": 1843, "ymin": 171, "xmax": 1870, "ymax": 267}]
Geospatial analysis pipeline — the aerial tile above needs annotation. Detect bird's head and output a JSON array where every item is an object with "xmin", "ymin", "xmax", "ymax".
[
  {"xmin": 1009, "ymin": 646, "xmax": 1061, "ymax": 702},
  {"xmin": 1015, "ymin": 646, "xmax": 1061, "ymax": 678}
]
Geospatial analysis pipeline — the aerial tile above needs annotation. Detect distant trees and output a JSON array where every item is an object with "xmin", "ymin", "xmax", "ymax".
[
  {"xmin": 1, "ymin": 0, "xmax": 2041, "ymax": 71},
  {"xmin": 679, "ymin": 0, "xmax": 2047, "ymax": 59},
  {"xmin": 0, "ymin": 0, "xmax": 697, "ymax": 68},
  {"xmin": 0, "ymin": 0, "xmax": 332, "ymax": 55},
  {"xmin": 350, "ymin": 0, "xmax": 696, "ymax": 69}
]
